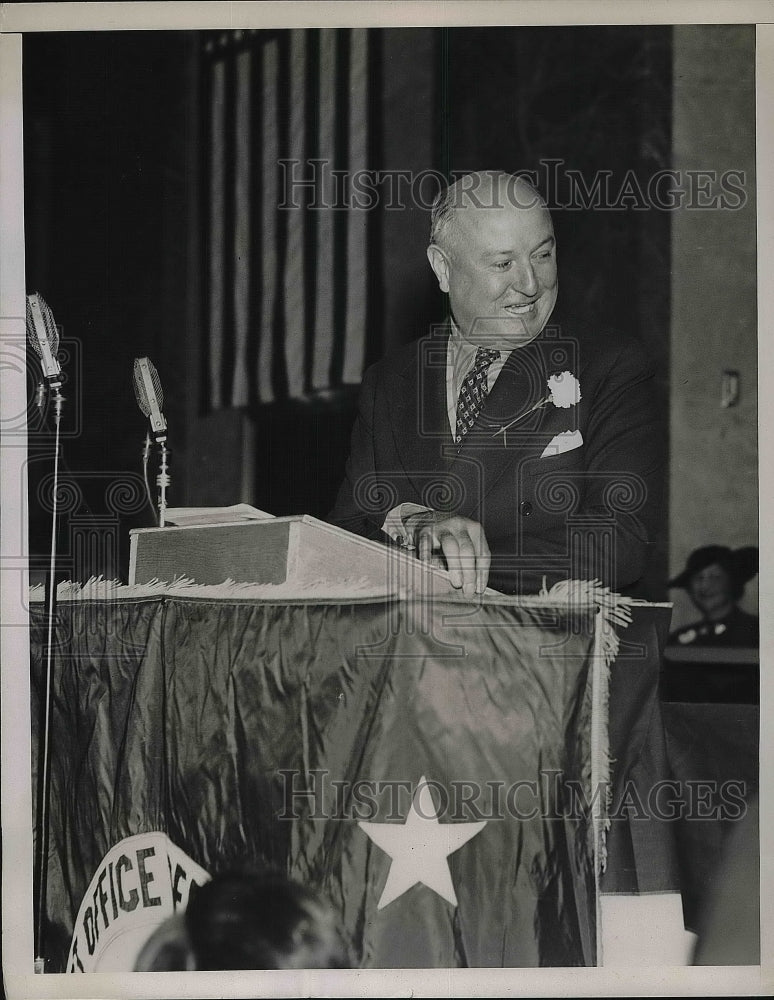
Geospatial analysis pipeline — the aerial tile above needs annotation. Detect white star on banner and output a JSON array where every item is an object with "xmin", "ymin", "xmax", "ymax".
[{"xmin": 358, "ymin": 776, "xmax": 487, "ymax": 909}]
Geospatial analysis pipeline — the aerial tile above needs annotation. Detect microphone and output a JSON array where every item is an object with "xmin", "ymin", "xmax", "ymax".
[
  {"xmin": 133, "ymin": 357, "xmax": 167, "ymax": 439},
  {"xmin": 26, "ymin": 292, "xmax": 62, "ymax": 385},
  {"xmin": 133, "ymin": 357, "xmax": 170, "ymax": 527}
]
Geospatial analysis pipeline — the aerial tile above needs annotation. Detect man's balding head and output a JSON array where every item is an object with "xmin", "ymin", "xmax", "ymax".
[{"xmin": 429, "ymin": 171, "xmax": 546, "ymax": 256}]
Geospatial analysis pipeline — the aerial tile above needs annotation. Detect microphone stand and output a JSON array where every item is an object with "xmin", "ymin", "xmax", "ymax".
[
  {"xmin": 156, "ymin": 435, "xmax": 170, "ymax": 528},
  {"xmin": 34, "ymin": 380, "xmax": 64, "ymax": 973}
]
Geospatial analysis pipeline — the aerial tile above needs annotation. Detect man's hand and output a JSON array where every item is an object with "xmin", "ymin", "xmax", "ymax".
[{"xmin": 404, "ymin": 511, "xmax": 490, "ymax": 596}]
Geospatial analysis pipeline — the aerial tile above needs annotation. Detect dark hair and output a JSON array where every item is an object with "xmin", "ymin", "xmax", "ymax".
[{"xmin": 185, "ymin": 870, "xmax": 350, "ymax": 971}]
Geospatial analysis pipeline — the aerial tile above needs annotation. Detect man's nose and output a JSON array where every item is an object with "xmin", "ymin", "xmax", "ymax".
[{"xmin": 509, "ymin": 260, "xmax": 538, "ymax": 295}]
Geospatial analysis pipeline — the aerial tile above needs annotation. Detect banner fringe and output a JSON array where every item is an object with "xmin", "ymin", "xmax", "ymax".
[
  {"xmin": 28, "ymin": 575, "xmax": 401, "ymax": 603},
  {"xmin": 539, "ymin": 579, "xmax": 639, "ymax": 893},
  {"xmin": 31, "ymin": 575, "xmax": 644, "ymax": 616}
]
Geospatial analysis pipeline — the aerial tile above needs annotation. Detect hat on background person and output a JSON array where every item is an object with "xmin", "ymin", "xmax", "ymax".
[{"xmin": 668, "ymin": 545, "xmax": 758, "ymax": 595}]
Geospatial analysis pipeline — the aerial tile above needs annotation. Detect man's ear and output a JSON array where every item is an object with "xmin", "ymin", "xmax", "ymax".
[{"xmin": 427, "ymin": 244, "xmax": 451, "ymax": 293}]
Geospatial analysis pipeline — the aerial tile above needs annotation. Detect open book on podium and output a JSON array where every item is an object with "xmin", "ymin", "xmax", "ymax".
[{"xmin": 128, "ymin": 505, "xmax": 459, "ymax": 594}]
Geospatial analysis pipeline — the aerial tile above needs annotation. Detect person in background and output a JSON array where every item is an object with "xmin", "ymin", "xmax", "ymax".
[
  {"xmin": 663, "ymin": 545, "xmax": 759, "ymax": 703},
  {"xmin": 134, "ymin": 869, "xmax": 350, "ymax": 971},
  {"xmin": 667, "ymin": 545, "xmax": 759, "ymax": 647}
]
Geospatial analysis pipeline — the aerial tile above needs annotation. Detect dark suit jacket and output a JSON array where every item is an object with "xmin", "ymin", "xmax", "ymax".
[{"xmin": 328, "ymin": 321, "xmax": 665, "ymax": 594}]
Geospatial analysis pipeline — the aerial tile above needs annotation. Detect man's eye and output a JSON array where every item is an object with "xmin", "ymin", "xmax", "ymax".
[
  {"xmin": 494, "ymin": 260, "xmax": 512, "ymax": 270},
  {"xmin": 534, "ymin": 249, "xmax": 553, "ymax": 260}
]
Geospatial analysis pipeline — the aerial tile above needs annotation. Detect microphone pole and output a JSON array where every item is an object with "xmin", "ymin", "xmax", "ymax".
[
  {"xmin": 132, "ymin": 358, "xmax": 170, "ymax": 527},
  {"xmin": 26, "ymin": 293, "xmax": 64, "ymax": 973}
]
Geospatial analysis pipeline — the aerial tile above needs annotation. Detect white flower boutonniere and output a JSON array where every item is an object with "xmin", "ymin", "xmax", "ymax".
[
  {"xmin": 494, "ymin": 370, "xmax": 582, "ymax": 446},
  {"xmin": 547, "ymin": 371, "xmax": 582, "ymax": 408}
]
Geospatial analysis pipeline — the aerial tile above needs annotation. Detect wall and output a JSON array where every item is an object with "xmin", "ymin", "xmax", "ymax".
[{"xmin": 669, "ymin": 25, "xmax": 758, "ymax": 628}]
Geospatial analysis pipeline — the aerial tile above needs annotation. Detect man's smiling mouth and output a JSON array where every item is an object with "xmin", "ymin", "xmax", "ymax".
[{"xmin": 503, "ymin": 300, "xmax": 538, "ymax": 315}]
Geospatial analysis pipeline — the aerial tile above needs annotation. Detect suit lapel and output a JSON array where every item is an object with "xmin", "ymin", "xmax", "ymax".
[
  {"xmin": 479, "ymin": 339, "xmax": 550, "ymax": 432},
  {"xmin": 450, "ymin": 338, "xmax": 557, "ymax": 518},
  {"xmin": 387, "ymin": 332, "xmax": 455, "ymax": 496}
]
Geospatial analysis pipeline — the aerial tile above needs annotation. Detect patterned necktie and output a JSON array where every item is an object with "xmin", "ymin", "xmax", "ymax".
[{"xmin": 455, "ymin": 347, "xmax": 501, "ymax": 444}]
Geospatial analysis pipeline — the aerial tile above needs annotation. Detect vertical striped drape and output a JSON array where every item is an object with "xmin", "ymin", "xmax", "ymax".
[
  {"xmin": 232, "ymin": 48, "xmax": 252, "ymax": 406},
  {"xmin": 207, "ymin": 57, "xmax": 226, "ymax": 410},
  {"xmin": 202, "ymin": 29, "xmax": 372, "ymax": 411},
  {"xmin": 343, "ymin": 27, "xmax": 368, "ymax": 385},
  {"xmin": 258, "ymin": 37, "xmax": 278, "ymax": 404},
  {"xmin": 311, "ymin": 29, "xmax": 337, "ymax": 392},
  {"xmin": 283, "ymin": 30, "xmax": 307, "ymax": 399}
]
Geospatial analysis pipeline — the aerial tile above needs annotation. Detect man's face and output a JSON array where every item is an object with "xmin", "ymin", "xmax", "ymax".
[{"xmin": 429, "ymin": 197, "xmax": 558, "ymax": 349}]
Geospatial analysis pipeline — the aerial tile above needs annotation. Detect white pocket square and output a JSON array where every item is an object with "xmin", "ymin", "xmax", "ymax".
[{"xmin": 540, "ymin": 429, "xmax": 583, "ymax": 458}]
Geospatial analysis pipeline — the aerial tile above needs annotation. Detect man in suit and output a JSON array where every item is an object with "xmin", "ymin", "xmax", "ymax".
[{"xmin": 328, "ymin": 170, "xmax": 664, "ymax": 596}]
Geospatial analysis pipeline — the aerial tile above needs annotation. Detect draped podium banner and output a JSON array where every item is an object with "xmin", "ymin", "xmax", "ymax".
[{"xmin": 29, "ymin": 582, "xmax": 676, "ymax": 971}]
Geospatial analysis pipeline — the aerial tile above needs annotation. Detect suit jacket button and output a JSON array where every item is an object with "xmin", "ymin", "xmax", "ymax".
[{"xmin": 520, "ymin": 501, "xmax": 533, "ymax": 516}]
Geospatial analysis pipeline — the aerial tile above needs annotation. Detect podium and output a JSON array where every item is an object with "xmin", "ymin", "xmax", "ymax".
[{"xmin": 129, "ymin": 514, "xmax": 456, "ymax": 592}]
